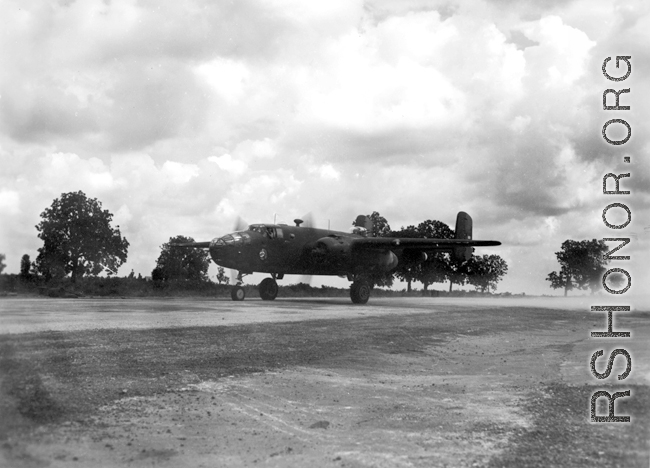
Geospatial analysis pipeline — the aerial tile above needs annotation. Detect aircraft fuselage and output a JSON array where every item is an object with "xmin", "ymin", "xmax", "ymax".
[{"xmin": 209, "ymin": 224, "xmax": 394, "ymax": 277}]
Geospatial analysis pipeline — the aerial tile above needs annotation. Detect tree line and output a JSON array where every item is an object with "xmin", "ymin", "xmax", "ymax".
[
  {"xmin": 3, "ymin": 191, "xmax": 610, "ymax": 295},
  {"xmin": 364, "ymin": 212, "xmax": 508, "ymax": 293}
]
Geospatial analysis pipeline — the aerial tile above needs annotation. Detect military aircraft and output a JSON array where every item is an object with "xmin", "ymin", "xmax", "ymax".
[{"xmin": 175, "ymin": 212, "xmax": 500, "ymax": 304}]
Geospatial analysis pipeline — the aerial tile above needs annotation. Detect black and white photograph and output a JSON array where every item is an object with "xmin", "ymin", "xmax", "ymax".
[{"xmin": 0, "ymin": 0, "xmax": 648, "ymax": 466}]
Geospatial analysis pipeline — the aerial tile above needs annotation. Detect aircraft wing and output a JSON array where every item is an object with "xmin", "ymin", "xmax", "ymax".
[
  {"xmin": 171, "ymin": 241, "xmax": 211, "ymax": 248},
  {"xmin": 350, "ymin": 237, "xmax": 501, "ymax": 250}
]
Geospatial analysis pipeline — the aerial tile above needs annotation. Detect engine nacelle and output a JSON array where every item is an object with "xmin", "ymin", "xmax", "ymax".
[
  {"xmin": 314, "ymin": 236, "xmax": 352, "ymax": 257},
  {"xmin": 375, "ymin": 250, "xmax": 399, "ymax": 272},
  {"xmin": 401, "ymin": 249, "xmax": 428, "ymax": 264}
]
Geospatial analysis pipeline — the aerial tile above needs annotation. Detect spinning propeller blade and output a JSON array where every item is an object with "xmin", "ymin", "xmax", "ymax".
[
  {"xmin": 298, "ymin": 213, "xmax": 314, "ymax": 284},
  {"xmin": 234, "ymin": 216, "xmax": 248, "ymax": 232},
  {"xmin": 228, "ymin": 216, "xmax": 249, "ymax": 283},
  {"xmin": 300, "ymin": 212, "xmax": 314, "ymax": 228}
]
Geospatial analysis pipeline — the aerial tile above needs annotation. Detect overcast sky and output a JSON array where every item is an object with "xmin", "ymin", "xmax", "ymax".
[{"xmin": 1, "ymin": 0, "xmax": 648, "ymax": 295}]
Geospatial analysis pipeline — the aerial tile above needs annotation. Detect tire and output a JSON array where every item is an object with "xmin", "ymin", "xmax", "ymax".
[
  {"xmin": 259, "ymin": 278, "xmax": 278, "ymax": 300},
  {"xmin": 231, "ymin": 286, "xmax": 245, "ymax": 301},
  {"xmin": 350, "ymin": 281, "xmax": 371, "ymax": 304}
]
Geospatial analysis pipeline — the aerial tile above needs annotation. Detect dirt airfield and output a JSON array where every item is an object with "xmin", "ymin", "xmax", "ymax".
[{"xmin": 0, "ymin": 296, "xmax": 648, "ymax": 468}]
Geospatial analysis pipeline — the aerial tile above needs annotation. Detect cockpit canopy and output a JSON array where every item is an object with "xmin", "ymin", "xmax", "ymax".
[
  {"xmin": 248, "ymin": 224, "xmax": 283, "ymax": 239},
  {"xmin": 247, "ymin": 224, "xmax": 266, "ymax": 234},
  {"xmin": 213, "ymin": 231, "xmax": 252, "ymax": 246}
]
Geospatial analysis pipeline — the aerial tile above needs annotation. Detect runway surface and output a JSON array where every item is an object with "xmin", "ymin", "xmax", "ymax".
[
  {"xmin": 0, "ymin": 295, "xmax": 608, "ymax": 334},
  {"xmin": 0, "ymin": 296, "xmax": 648, "ymax": 468}
]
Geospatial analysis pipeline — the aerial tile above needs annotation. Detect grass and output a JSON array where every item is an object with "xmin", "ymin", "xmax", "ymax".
[{"xmin": 488, "ymin": 383, "xmax": 650, "ymax": 468}]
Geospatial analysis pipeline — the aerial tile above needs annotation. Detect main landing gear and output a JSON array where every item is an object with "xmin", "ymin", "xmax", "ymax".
[
  {"xmin": 259, "ymin": 277, "xmax": 278, "ymax": 301},
  {"xmin": 350, "ymin": 279, "xmax": 371, "ymax": 304}
]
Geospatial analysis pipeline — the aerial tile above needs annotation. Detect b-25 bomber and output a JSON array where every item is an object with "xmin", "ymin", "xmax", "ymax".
[{"xmin": 175, "ymin": 212, "xmax": 500, "ymax": 304}]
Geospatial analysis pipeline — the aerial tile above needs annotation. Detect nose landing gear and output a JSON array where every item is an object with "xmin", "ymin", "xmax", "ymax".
[
  {"xmin": 231, "ymin": 286, "xmax": 245, "ymax": 301},
  {"xmin": 230, "ymin": 271, "xmax": 248, "ymax": 301}
]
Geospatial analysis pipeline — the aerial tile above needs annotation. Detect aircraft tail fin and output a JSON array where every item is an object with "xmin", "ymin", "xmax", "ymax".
[{"xmin": 453, "ymin": 211, "xmax": 473, "ymax": 261}]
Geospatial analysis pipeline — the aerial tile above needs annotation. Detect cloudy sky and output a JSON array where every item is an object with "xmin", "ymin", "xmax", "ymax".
[{"xmin": 1, "ymin": 0, "xmax": 648, "ymax": 295}]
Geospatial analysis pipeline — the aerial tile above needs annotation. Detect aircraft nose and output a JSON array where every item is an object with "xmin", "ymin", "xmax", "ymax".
[
  {"xmin": 210, "ymin": 232, "xmax": 248, "ymax": 262},
  {"xmin": 209, "ymin": 236, "xmax": 227, "ymax": 262}
]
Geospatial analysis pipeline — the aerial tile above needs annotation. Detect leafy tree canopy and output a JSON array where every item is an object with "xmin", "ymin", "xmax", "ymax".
[
  {"xmin": 154, "ymin": 235, "xmax": 211, "ymax": 282},
  {"xmin": 35, "ymin": 191, "xmax": 129, "ymax": 282},
  {"xmin": 390, "ymin": 220, "xmax": 455, "ymax": 291},
  {"xmin": 215, "ymin": 266, "xmax": 230, "ymax": 285},
  {"xmin": 367, "ymin": 211, "xmax": 392, "ymax": 238},
  {"xmin": 20, "ymin": 254, "xmax": 31, "ymax": 280},
  {"xmin": 465, "ymin": 254, "xmax": 508, "ymax": 293},
  {"xmin": 363, "ymin": 212, "xmax": 393, "ymax": 287},
  {"xmin": 546, "ymin": 239, "xmax": 608, "ymax": 296},
  {"xmin": 0, "ymin": 253, "xmax": 5, "ymax": 275}
]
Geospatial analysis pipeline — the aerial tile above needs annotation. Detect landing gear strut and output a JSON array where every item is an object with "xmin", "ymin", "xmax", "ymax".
[
  {"xmin": 350, "ymin": 279, "xmax": 371, "ymax": 304},
  {"xmin": 230, "ymin": 271, "xmax": 248, "ymax": 301},
  {"xmin": 259, "ymin": 277, "xmax": 279, "ymax": 300}
]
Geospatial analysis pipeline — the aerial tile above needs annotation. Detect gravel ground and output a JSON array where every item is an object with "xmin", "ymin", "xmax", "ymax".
[{"xmin": 0, "ymin": 296, "xmax": 648, "ymax": 467}]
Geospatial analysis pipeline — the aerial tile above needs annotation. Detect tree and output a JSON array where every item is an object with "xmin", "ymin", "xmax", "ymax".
[
  {"xmin": 465, "ymin": 254, "xmax": 508, "ymax": 293},
  {"xmin": 546, "ymin": 239, "xmax": 608, "ymax": 296},
  {"xmin": 0, "ymin": 253, "xmax": 5, "ymax": 274},
  {"xmin": 216, "ymin": 266, "xmax": 230, "ymax": 285},
  {"xmin": 446, "ymin": 256, "xmax": 469, "ymax": 293},
  {"xmin": 361, "ymin": 212, "xmax": 393, "ymax": 288},
  {"xmin": 415, "ymin": 220, "xmax": 455, "ymax": 292},
  {"xmin": 390, "ymin": 225, "xmax": 420, "ymax": 291},
  {"xmin": 391, "ymin": 220, "xmax": 456, "ymax": 292},
  {"xmin": 154, "ymin": 235, "xmax": 211, "ymax": 282},
  {"xmin": 35, "ymin": 191, "xmax": 129, "ymax": 282},
  {"xmin": 20, "ymin": 254, "xmax": 31, "ymax": 281},
  {"xmin": 367, "ymin": 211, "xmax": 392, "ymax": 238}
]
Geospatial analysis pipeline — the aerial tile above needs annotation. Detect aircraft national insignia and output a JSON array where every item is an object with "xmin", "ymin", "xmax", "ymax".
[{"xmin": 172, "ymin": 212, "xmax": 500, "ymax": 304}]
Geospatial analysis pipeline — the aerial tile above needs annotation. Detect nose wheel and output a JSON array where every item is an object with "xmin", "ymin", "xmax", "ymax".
[
  {"xmin": 231, "ymin": 286, "xmax": 245, "ymax": 301},
  {"xmin": 259, "ymin": 278, "xmax": 279, "ymax": 300},
  {"xmin": 230, "ymin": 271, "xmax": 248, "ymax": 301}
]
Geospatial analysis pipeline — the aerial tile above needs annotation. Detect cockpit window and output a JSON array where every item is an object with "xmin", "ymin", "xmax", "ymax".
[
  {"xmin": 247, "ymin": 224, "xmax": 282, "ymax": 240},
  {"xmin": 220, "ymin": 232, "xmax": 251, "ymax": 245},
  {"xmin": 248, "ymin": 225, "xmax": 265, "ymax": 235}
]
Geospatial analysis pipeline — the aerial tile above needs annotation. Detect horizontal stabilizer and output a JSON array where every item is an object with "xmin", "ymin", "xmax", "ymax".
[{"xmin": 351, "ymin": 211, "xmax": 500, "ymax": 257}]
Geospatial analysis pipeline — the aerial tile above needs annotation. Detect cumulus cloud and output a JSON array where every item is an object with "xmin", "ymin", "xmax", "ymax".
[
  {"xmin": 0, "ymin": 0, "xmax": 648, "ymax": 295},
  {"xmin": 208, "ymin": 154, "xmax": 248, "ymax": 175}
]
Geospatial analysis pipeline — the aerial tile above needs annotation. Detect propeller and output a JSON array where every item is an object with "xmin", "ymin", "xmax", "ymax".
[
  {"xmin": 230, "ymin": 216, "xmax": 249, "ymax": 284},
  {"xmin": 298, "ymin": 212, "xmax": 314, "ymax": 286},
  {"xmin": 234, "ymin": 216, "xmax": 248, "ymax": 232},
  {"xmin": 301, "ymin": 212, "xmax": 314, "ymax": 228}
]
